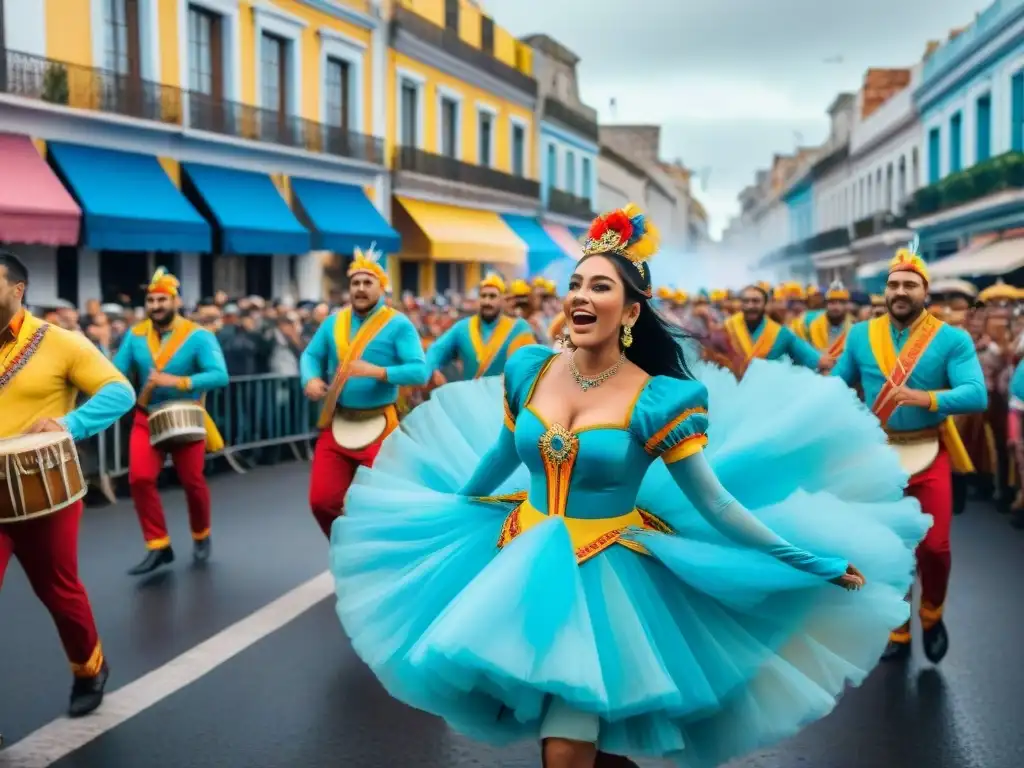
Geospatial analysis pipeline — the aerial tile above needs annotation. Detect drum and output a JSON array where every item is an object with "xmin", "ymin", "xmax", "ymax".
[
  {"xmin": 148, "ymin": 401, "xmax": 206, "ymax": 448},
  {"xmin": 0, "ymin": 432, "xmax": 87, "ymax": 523},
  {"xmin": 888, "ymin": 430, "xmax": 940, "ymax": 477},
  {"xmin": 332, "ymin": 407, "xmax": 389, "ymax": 451}
]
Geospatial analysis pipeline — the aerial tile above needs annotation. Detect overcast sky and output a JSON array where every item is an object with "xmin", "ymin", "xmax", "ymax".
[{"xmin": 487, "ymin": 0, "xmax": 987, "ymax": 238}]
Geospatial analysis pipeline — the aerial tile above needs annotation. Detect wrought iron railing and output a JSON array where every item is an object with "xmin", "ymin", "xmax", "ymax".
[
  {"xmin": 1, "ymin": 48, "xmax": 386, "ymax": 166},
  {"xmin": 547, "ymin": 188, "xmax": 594, "ymax": 220},
  {"xmin": 852, "ymin": 211, "xmax": 908, "ymax": 240},
  {"xmin": 542, "ymin": 97, "xmax": 598, "ymax": 141},
  {"xmin": 394, "ymin": 145, "xmax": 541, "ymax": 198}
]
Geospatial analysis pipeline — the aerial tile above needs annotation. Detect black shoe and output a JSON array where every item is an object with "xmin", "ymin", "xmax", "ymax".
[
  {"xmin": 922, "ymin": 619, "xmax": 949, "ymax": 664},
  {"xmin": 881, "ymin": 639, "xmax": 911, "ymax": 662},
  {"xmin": 193, "ymin": 537, "xmax": 211, "ymax": 563},
  {"xmin": 68, "ymin": 661, "xmax": 109, "ymax": 717},
  {"xmin": 128, "ymin": 546, "xmax": 175, "ymax": 575}
]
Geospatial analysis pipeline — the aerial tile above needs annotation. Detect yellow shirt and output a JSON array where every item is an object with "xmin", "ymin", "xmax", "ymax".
[{"xmin": 0, "ymin": 310, "xmax": 131, "ymax": 439}]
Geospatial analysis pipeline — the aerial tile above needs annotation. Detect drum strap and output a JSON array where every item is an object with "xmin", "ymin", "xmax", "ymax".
[
  {"xmin": 137, "ymin": 318, "xmax": 198, "ymax": 408},
  {"xmin": 0, "ymin": 324, "xmax": 49, "ymax": 397}
]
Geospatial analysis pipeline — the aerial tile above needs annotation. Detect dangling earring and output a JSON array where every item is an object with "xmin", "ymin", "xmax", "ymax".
[{"xmin": 621, "ymin": 323, "xmax": 633, "ymax": 348}]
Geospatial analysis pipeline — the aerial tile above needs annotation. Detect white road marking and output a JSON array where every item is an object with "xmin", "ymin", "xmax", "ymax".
[{"xmin": 2, "ymin": 571, "xmax": 335, "ymax": 767}]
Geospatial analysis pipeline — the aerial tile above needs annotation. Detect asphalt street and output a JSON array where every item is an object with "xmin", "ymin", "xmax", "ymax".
[{"xmin": 1, "ymin": 461, "xmax": 1021, "ymax": 768}]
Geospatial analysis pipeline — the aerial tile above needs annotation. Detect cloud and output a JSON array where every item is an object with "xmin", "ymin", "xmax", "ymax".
[{"xmin": 485, "ymin": 0, "xmax": 985, "ymax": 238}]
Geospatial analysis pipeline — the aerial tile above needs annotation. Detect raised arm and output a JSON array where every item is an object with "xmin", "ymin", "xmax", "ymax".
[
  {"xmin": 59, "ymin": 332, "xmax": 136, "ymax": 440},
  {"xmin": 424, "ymin": 321, "xmax": 461, "ymax": 376}
]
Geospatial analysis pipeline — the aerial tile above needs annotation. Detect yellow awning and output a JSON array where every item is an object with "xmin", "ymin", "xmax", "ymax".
[{"xmin": 393, "ymin": 196, "xmax": 525, "ymax": 265}]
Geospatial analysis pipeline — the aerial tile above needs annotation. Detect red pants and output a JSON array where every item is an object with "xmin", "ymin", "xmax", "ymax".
[
  {"xmin": 129, "ymin": 409, "xmax": 211, "ymax": 549},
  {"xmin": 0, "ymin": 501, "xmax": 104, "ymax": 677},
  {"xmin": 892, "ymin": 449, "xmax": 952, "ymax": 643},
  {"xmin": 309, "ymin": 430, "xmax": 382, "ymax": 538}
]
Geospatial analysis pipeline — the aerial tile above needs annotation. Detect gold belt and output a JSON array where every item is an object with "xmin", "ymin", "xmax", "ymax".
[
  {"xmin": 885, "ymin": 427, "xmax": 940, "ymax": 445},
  {"xmin": 495, "ymin": 499, "xmax": 672, "ymax": 564}
]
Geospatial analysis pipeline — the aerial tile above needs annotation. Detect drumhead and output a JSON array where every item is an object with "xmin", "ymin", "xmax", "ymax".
[
  {"xmin": 0, "ymin": 432, "xmax": 72, "ymax": 452},
  {"xmin": 332, "ymin": 414, "xmax": 387, "ymax": 450},
  {"xmin": 892, "ymin": 440, "xmax": 939, "ymax": 477},
  {"xmin": 151, "ymin": 401, "xmax": 204, "ymax": 414}
]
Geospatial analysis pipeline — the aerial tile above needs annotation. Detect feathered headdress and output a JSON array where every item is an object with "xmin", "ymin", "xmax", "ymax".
[
  {"xmin": 784, "ymin": 282, "xmax": 806, "ymax": 301},
  {"xmin": 826, "ymin": 279, "xmax": 850, "ymax": 301},
  {"xmin": 348, "ymin": 242, "xmax": 389, "ymax": 289},
  {"xmin": 581, "ymin": 203, "xmax": 660, "ymax": 296},
  {"xmin": 479, "ymin": 272, "xmax": 506, "ymax": 294},
  {"xmin": 656, "ymin": 286, "xmax": 674, "ymax": 300},
  {"xmin": 889, "ymin": 234, "xmax": 929, "ymax": 285},
  {"xmin": 675, "ymin": 289, "xmax": 689, "ymax": 304},
  {"xmin": 508, "ymin": 278, "xmax": 531, "ymax": 297},
  {"xmin": 147, "ymin": 267, "xmax": 180, "ymax": 297}
]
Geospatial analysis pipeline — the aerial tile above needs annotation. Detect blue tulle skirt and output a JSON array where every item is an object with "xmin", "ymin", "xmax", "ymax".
[{"xmin": 330, "ymin": 360, "xmax": 930, "ymax": 766}]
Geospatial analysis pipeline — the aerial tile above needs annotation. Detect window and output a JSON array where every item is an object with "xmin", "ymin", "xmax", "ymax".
[
  {"xmin": 581, "ymin": 157, "xmax": 592, "ymax": 202},
  {"xmin": 399, "ymin": 79, "xmax": 419, "ymax": 146},
  {"xmin": 477, "ymin": 109, "xmax": 493, "ymax": 166},
  {"xmin": 480, "ymin": 15, "xmax": 494, "ymax": 53},
  {"xmin": 444, "ymin": 0, "xmax": 459, "ymax": 31},
  {"xmin": 949, "ymin": 111, "xmax": 962, "ymax": 173},
  {"xmin": 1012, "ymin": 71, "xmax": 1024, "ymax": 153},
  {"xmin": 104, "ymin": 0, "xmax": 141, "ymax": 79},
  {"xmin": 511, "ymin": 123, "xmax": 526, "ymax": 177},
  {"xmin": 261, "ymin": 32, "xmax": 287, "ymax": 114},
  {"xmin": 325, "ymin": 57, "xmax": 351, "ymax": 130},
  {"xmin": 564, "ymin": 151, "xmax": 576, "ymax": 193},
  {"xmin": 928, "ymin": 127, "xmax": 941, "ymax": 183},
  {"xmin": 188, "ymin": 5, "xmax": 223, "ymax": 97},
  {"xmin": 546, "ymin": 143, "xmax": 557, "ymax": 188},
  {"xmin": 976, "ymin": 94, "xmax": 991, "ymax": 163},
  {"xmin": 440, "ymin": 95, "xmax": 459, "ymax": 158}
]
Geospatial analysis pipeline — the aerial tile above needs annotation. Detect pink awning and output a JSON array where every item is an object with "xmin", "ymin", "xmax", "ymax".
[
  {"xmin": 542, "ymin": 222, "xmax": 582, "ymax": 260},
  {"xmin": 0, "ymin": 133, "xmax": 81, "ymax": 246}
]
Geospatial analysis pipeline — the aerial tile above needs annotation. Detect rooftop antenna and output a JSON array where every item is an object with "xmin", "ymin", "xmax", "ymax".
[{"xmin": 609, "ymin": 97, "xmax": 618, "ymax": 121}]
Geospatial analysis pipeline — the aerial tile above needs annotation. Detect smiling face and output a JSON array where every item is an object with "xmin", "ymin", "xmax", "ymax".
[
  {"xmin": 885, "ymin": 270, "xmax": 927, "ymax": 324},
  {"xmin": 478, "ymin": 286, "xmax": 503, "ymax": 321},
  {"xmin": 740, "ymin": 287, "xmax": 767, "ymax": 325},
  {"xmin": 565, "ymin": 256, "xmax": 640, "ymax": 351}
]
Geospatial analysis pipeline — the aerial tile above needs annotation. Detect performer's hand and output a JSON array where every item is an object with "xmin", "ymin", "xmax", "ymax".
[
  {"xmin": 347, "ymin": 359, "xmax": 386, "ymax": 381},
  {"xmin": 148, "ymin": 371, "xmax": 180, "ymax": 388},
  {"xmin": 831, "ymin": 563, "xmax": 865, "ymax": 591},
  {"xmin": 891, "ymin": 387, "xmax": 932, "ymax": 409},
  {"xmin": 27, "ymin": 418, "xmax": 67, "ymax": 434},
  {"xmin": 430, "ymin": 371, "xmax": 446, "ymax": 388},
  {"xmin": 305, "ymin": 378, "xmax": 328, "ymax": 401},
  {"xmin": 817, "ymin": 355, "xmax": 835, "ymax": 373}
]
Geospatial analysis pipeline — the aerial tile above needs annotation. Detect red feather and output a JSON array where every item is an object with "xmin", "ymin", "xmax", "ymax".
[{"xmin": 604, "ymin": 211, "xmax": 633, "ymax": 244}]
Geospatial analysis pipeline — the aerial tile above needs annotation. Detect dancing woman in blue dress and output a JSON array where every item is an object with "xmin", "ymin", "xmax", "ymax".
[{"xmin": 330, "ymin": 205, "xmax": 930, "ymax": 767}]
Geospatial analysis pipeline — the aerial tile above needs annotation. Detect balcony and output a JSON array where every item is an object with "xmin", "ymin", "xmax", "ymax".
[
  {"xmin": 852, "ymin": 211, "xmax": 908, "ymax": 241},
  {"xmin": 394, "ymin": 146, "xmax": 540, "ymax": 199},
  {"xmin": 547, "ymin": 188, "xmax": 593, "ymax": 220},
  {"xmin": 390, "ymin": 6, "xmax": 537, "ymax": 97},
  {"xmin": 188, "ymin": 92, "xmax": 384, "ymax": 166},
  {"xmin": 906, "ymin": 151, "xmax": 1024, "ymax": 218},
  {"xmin": 2, "ymin": 48, "xmax": 182, "ymax": 124},
  {"xmin": 804, "ymin": 226, "xmax": 851, "ymax": 253},
  {"xmin": 542, "ymin": 98, "xmax": 598, "ymax": 142},
  {"xmin": 1, "ymin": 49, "xmax": 385, "ymax": 166}
]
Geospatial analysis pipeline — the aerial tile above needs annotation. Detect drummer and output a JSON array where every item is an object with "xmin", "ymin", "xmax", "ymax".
[
  {"xmin": 300, "ymin": 245, "xmax": 428, "ymax": 538},
  {"xmin": 831, "ymin": 241, "xmax": 986, "ymax": 665},
  {"xmin": 424, "ymin": 272, "xmax": 535, "ymax": 383},
  {"xmin": 0, "ymin": 250, "xmax": 135, "ymax": 716},
  {"xmin": 113, "ymin": 268, "xmax": 228, "ymax": 576}
]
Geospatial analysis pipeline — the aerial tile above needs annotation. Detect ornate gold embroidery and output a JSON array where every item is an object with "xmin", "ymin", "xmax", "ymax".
[{"xmin": 538, "ymin": 423, "xmax": 579, "ymax": 465}]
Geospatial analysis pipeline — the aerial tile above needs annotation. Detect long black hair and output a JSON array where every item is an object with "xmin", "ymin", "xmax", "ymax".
[{"xmin": 574, "ymin": 252, "xmax": 700, "ymax": 381}]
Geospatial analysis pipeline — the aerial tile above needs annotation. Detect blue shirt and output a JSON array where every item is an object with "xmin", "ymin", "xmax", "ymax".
[
  {"xmin": 426, "ymin": 314, "xmax": 535, "ymax": 379},
  {"xmin": 726, "ymin": 314, "xmax": 821, "ymax": 369},
  {"xmin": 300, "ymin": 301, "xmax": 428, "ymax": 409},
  {"xmin": 832, "ymin": 314, "xmax": 987, "ymax": 430},
  {"xmin": 113, "ymin": 317, "xmax": 229, "ymax": 408}
]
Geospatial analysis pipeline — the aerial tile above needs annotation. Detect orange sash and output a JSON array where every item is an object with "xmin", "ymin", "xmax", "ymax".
[
  {"xmin": 469, "ymin": 315, "xmax": 515, "ymax": 378},
  {"xmin": 318, "ymin": 306, "xmax": 396, "ymax": 429},
  {"xmin": 724, "ymin": 314, "xmax": 781, "ymax": 377},
  {"xmin": 136, "ymin": 317, "xmax": 196, "ymax": 409},
  {"xmin": 809, "ymin": 313, "xmax": 851, "ymax": 357},
  {"xmin": 868, "ymin": 314, "xmax": 942, "ymax": 425}
]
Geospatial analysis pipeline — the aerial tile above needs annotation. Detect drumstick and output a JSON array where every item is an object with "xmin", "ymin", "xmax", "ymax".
[{"xmin": 138, "ymin": 380, "xmax": 157, "ymax": 410}]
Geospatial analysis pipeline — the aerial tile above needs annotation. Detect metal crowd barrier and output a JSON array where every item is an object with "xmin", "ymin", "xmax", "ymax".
[{"xmin": 80, "ymin": 374, "xmax": 320, "ymax": 504}]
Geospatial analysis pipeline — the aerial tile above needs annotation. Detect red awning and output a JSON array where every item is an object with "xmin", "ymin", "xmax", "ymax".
[{"xmin": 0, "ymin": 133, "xmax": 81, "ymax": 246}]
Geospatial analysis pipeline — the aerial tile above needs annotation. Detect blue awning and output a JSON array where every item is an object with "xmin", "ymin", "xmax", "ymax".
[
  {"xmin": 501, "ymin": 214, "xmax": 565, "ymax": 276},
  {"xmin": 290, "ymin": 178, "xmax": 399, "ymax": 254},
  {"xmin": 182, "ymin": 163, "xmax": 311, "ymax": 255},
  {"xmin": 47, "ymin": 142, "xmax": 211, "ymax": 253}
]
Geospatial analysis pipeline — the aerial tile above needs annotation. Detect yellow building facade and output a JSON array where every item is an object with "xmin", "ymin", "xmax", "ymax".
[
  {"xmin": 1, "ymin": 0, "xmax": 393, "ymax": 305},
  {"xmin": 385, "ymin": 0, "xmax": 542, "ymax": 296}
]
